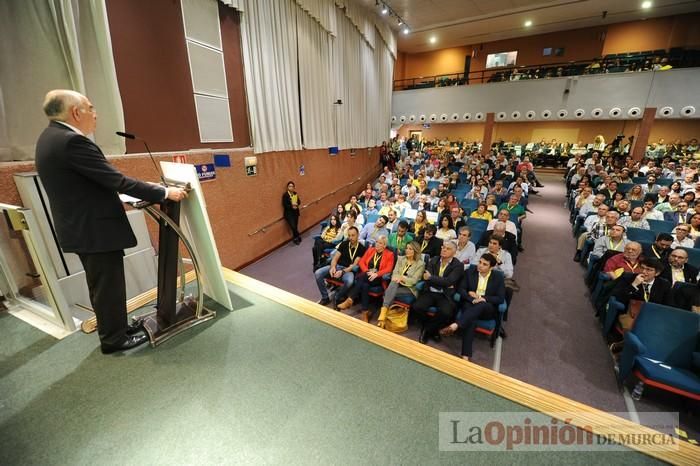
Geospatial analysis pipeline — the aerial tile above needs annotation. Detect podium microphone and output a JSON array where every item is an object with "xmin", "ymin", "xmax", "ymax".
[{"xmin": 116, "ymin": 131, "xmax": 167, "ymax": 185}]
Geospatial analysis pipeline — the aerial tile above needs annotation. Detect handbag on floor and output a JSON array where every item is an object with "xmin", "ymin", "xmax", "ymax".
[{"xmin": 378, "ymin": 305, "xmax": 409, "ymax": 333}]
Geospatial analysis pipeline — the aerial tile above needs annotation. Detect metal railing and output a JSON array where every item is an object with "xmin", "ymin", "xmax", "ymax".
[{"xmin": 248, "ymin": 165, "xmax": 381, "ymax": 236}]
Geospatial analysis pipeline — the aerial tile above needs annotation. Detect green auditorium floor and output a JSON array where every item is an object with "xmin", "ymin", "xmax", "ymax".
[{"xmin": 0, "ymin": 283, "xmax": 665, "ymax": 465}]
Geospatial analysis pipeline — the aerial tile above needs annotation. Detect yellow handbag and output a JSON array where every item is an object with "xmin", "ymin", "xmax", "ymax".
[{"xmin": 378, "ymin": 304, "xmax": 409, "ymax": 333}]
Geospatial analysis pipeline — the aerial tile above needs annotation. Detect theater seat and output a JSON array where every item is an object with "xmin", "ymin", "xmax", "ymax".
[{"xmin": 617, "ymin": 302, "xmax": 700, "ymax": 401}]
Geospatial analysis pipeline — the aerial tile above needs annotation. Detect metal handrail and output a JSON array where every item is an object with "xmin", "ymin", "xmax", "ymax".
[{"xmin": 248, "ymin": 166, "xmax": 380, "ymax": 236}]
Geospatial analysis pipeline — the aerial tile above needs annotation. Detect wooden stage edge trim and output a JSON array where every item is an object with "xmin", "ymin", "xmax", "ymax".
[{"xmin": 223, "ymin": 268, "xmax": 699, "ymax": 466}]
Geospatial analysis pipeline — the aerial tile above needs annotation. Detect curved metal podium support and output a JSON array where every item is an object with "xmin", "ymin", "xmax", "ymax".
[{"xmin": 133, "ymin": 201, "xmax": 216, "ymax": 346}]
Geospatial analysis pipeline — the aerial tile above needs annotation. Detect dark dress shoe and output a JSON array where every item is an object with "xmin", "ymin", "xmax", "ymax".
[
  {"xmin": 432, "ymin": 333, "xmax": 442, "ymax": 343},
  {"xmin": 573, "ymin": 251, "xmax": 581, "ymax": 262},
  {"xmin": 101, "ymin": 333, "xmax": 149, "ymax": 354},
  {"xmin": 317, "ymin": 297, "xmax": 331, "ymax": 306}
]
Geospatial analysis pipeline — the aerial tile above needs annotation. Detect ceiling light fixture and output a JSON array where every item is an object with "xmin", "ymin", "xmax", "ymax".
[
  {"xmin": 641, "ymin": 1, "xmax": 652, "ymax": 8},
  {"xmin": 524, "ymin": 20, "xmax": 533, "ymax": 27},
  {"xmin": 429, "ymin": 36, "xmax": 437, "ymax": 44},
  {"xmin": 398, "ymin": 19, "xmax": 403, "ymax": 26},
  {"xmin": 403, "ymin": 27, "xmax": 410, "ymax": 35}
]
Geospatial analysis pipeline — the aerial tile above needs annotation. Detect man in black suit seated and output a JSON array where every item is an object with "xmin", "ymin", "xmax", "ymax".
[
  {"xmin": 477, "ymin": 221, "xmax": 518, "ymax": 264},
  {"xmin": 660, "ymin": 248, "xmax": 699, "ymax": 286},
  {"xmin": 611, "ymin": 257, "xmax": 672, "ymax": 308},
  {"xmin": 35, "ymin": 90, "xmax": 188, "ymax": 354},
  {"xmin": 416, "ymin": 224, "xmax": 443, "ymax": 259},
  {"xmin": 440, "ymin": 253, "xmax": 506, "ymax": 361},
  {"xmin": 412, "ymin": 240, "xmax": 463, "ymax": 344},
  {"xmin": 642, "ymin": 233, "xmax": 673, "ymax": 264}
]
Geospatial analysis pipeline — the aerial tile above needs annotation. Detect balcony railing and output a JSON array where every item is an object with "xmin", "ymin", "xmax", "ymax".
[{"xmin": 393, "ymin": 48, "xmax": 700, "ymax": 91}]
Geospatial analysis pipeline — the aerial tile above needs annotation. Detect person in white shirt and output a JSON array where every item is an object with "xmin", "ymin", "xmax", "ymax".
[
  {"xmin": 454, "ymin": 226, "xmax": 476, "ymax": 268},
  {"xmin": 487, "ymin": 209, "xmax": 518, "ymax": 238},
  {"xmin": 671, "ymin": 224, "xmax": 695, "ymax": 249},
  {"xmin": 619, "ymin": 207, "xmax": 650, "ymax": 230},
  {"xmin": 472, "ymin": 235, "xmax": 513, "ymax": 279},
  {"xmin": 642, "ymin": 199, "xmax": 664, "ymax": 221},
  {"xmin": 435, "ymin": 215, "xmax": 457, "ymax": 242}
]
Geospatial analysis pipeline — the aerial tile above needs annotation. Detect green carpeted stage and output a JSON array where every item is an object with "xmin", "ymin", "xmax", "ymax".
[{"xmin": 0, "ymin": 279, "xmax": 678, "ymax": 465}]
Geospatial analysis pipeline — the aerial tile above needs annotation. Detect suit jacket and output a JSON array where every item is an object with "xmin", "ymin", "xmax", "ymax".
[
  {"xmin": 390, "ymin": 256, "xmax": 425, "ymax": 295},
  {"xmin": 660, "ymin": 263, "xmax": 699, "ymax": 285},
  {"xmin": 611, "ymin": 272, "xmax": 672, "ymax": 307},
  {"xmin": 35, "ymin": 121, "xmax": 165, "ymax": 254},
  {"xmin": 422, "ymin": 256, "xmax": 463, "ymax": 298},
  {"xmin": 417, "ymin": 235, "xmax": 443, "ymax": 258},
  {"xmin": 477, "ymin": 229, "xmax": 517, "ymax": 256},
  {"xmin": 457, "ymin": 267, "xmax": 506, "ymax": 307},
  {"xmin": 663, "ymin": 210, "xmax": 690, "ymax": 224},
  {"xmin": 642, "ymin": 243, "xmax": 671, "ymax": 263},
  {"xmin": 357, "ymin": 247, "xmax": 395, "ymax": 277}
]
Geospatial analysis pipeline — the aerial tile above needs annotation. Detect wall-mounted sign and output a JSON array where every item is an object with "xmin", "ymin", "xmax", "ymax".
[
  {"xmin": 173, "ymin": 154, "xmax": 187, "ymax": 164},
  {"xmin": 214, "ymin": 154, "xmax": 231, "ymax": 167},
  {"xmin": 244, "ymin": 156, "xmax": 257, "ymax": 177},
  {"xmin": 299, "ymin": 164, "xmax": 305, "ymax": 176},
  {"xmin": 328, "ymin": 146, "xmax": 339, "ymax": 156},
  {"xmin": 195, "ymin": 163, "xmax": 216, "ymax": 182}
]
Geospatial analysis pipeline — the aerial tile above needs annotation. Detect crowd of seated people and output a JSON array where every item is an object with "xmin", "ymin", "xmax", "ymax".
[
  {"xmin": 311, "ymin": 142, "xmax": 537, "ymax": 363},
  {"xmin": 565, "ymin": 141, "xmax": 700, "ymax": 399}
]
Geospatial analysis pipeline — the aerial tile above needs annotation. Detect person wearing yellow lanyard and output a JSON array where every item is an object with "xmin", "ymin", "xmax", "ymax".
[
  {"xmin": 337, "ymin": 236, "xmax": 395, "ymax": 322},
  {"xmin": 282, "ymin": 181, "xmax": 302, "ymax": 245},
  {"xmin": 602, "ymin": 242, "xmax": 642, "ymax": 279},
  {"xmin": 440, "ymin": 253, "xmax": 505, "ymax": 361},
  {"xmin": 314, "ymin": 227, "xmax": 366, "ymax": 306},
  {"xmin": 591, "ymin": 225, "xmax": 628, "ymax": 258},
  {"xmin": 377, "ymin": 241, "xmax": 425, "ymax": 328},
  {"xmin": 660, "ymin": 249, "xmax": 699, "ymax": 286},
  {"xmin": 641, "ymin": 233, "xmax": 673, "ymax": 264},
  {"xmin": 412, "ymin": 241, "xmax": 463, "ymax": 344}
]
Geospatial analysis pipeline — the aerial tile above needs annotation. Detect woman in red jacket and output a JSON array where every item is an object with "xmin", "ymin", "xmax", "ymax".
[{"xmin": 337, "ymin": 235, "xmax": 395, "ymax": 322}]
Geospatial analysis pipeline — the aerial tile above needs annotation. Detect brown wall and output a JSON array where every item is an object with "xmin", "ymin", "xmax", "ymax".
[
  {"xmin": 397, "ymin": 120, "xmax": 699, "ymax": 146},
  {"xmin": 398, "ymin": 123, "xmax": 485, "ymax": 142},
  {"xmin": 0, "ymin": 149, "xmax": 380, "ymax": 270},
  {"xmin": 105, "ymin": 0, "xmax": 250, "ymax": 153},
  {"xmin": 396, "ymin": 13, "xmax": 700, "ymax": 81}
]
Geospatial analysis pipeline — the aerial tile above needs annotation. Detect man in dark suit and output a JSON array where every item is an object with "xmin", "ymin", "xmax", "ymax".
[
  {"xmin": 416, "ymin": 224, "xmax": 443, "ymax": 259},
  {"xmin": 441, "ymin": 253, "xmax": 506, "ymax": 361},
  {"xmin": 412, "ymin": 240, "xmax": 463, "ymax": 344},
  {"xmin": 611, "ymin": 257, "xmax": 672, "ymax": 308},
  {"xmin": 35, "ymin": 90, "xmax": 187, "ymax": 354},
  {"xmin": 641, "ymin": 233, "xmax": 673, "ymax": 264},
  {"xmin": 477, "ymin": 222, "xmax": 518, "ymax": 263},
  {"xmin": 660, "ymin": 248, "xmax": 699, "ymax": 285}
]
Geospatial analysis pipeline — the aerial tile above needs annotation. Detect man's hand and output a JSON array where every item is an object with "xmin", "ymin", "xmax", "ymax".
[
  {"xmin": 392, "ymin": 276, "xmax": 402, "ymax": 283},
  {"xmin": 166, "ymin": 187, "xmax": 189, "ymax": 202},
  {"xmin": 423, "ymin": 271, "xmax": 431, "ymax": 280},
  {"xmin": 332, "ymin": 269, "xmax": 343, "ymax": 278},
  {"xmin": 367, "ymin": 272, "xmax": 378, "ymax": 281},
  {"xmin": 632, "ymin": 274, "xmax": 645, "ymax": 288}
]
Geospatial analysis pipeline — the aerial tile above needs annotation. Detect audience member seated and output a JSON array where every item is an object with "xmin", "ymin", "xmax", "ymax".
[
  {"xmin": 664, "ymin": 201, "xmax": 691, "ymax": 224},
  {"xmin": 337, "ymin": 236, "xmax": 395, "ymax": 322},
  {"xmin": 611, "ymin": 258, "xmax": 672, "ymax": 309},
  {"xmin": 314, "ymin": 226, "xmax": 366, "ymax": 306},
  {"xmin": 440, "ymin": 253, "xmax": 506, "ymax": 361},
  {"xmin": 619, "ymin": 206, "xmax": 649, "ymax": 230},
  {"xmin": 412, "ymin": 241, "xmax": 464, "ymax": 344},
  {"xmin": 312, "ymin": 214, "xmax": 343, "ymax": 270},
  {"xmin": 417, "ymin": 224, "xmax": 443, "ymax": 258},
  {"xmin": 436, "ymin": 215, "xmax": 457, "ymax": 242},
  {"xmin": 339, "ymin": 210, "xmax": 359, "ymax": 240},
  {"xmin": 410, "ymin": 210, "xmax": 428, "ymax": 237},
  {"xmin": 359, "ymin": 215, "xmax": 389, "ymax": 246},
  {"xmin": 660, "ymin": 248, "xmax": 699, "ymax": 285},
  {"xmin": 470, "ymin": 203, "xmax": 493, "ymax": 221},
  {"xmin": 602, "ymin": 242, "xmax": 643, "ymax": 279},
  {"xmin": 499, "ymin": 195, "xmax": 527, "ymax": 224},
  {"xmin": 642, "ymin": 232, "xmax": 673, "ymax": 263},
  {"xmin": 592, "ymin": 224, "xmax": 628, "ymax": 258},
  {"xmin": 478, "ymin": 222, "xmax": 518, "ymax": 261},
  {"xmin": 671, "ymin": 224, "xmax": 694, "ymax": 248},
  {"xmin": 377, "ymin": 241, "xmax": 425, "ymax": 328},
  {"xmin": 487, "ymin": 209, "xmax": 519, "ymax": 238},
  {"xmin": 473, "ymin": 235, "xmax": 514, "ymax": 279},
  {"xmin": 387, "ymin": 221, "xmax": 413, "ymax": 255},
  {"xmin": 454, "ymin": 227, "xmax": 476, "ymax": 268}
]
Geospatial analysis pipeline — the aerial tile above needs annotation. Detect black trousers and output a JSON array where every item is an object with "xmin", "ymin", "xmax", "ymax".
[
  {"xmin": 79, "ymin": 251, "xmax": 128, "ymax": 346},
  {"xmin": 457, "ymin": 301, "xmax": 497, "ymax": 357},
  {"xmin": 312, "ymin": 238, "xmax": 335, "ymax": 267},
  {"xmin": 284, "ymin": 212, "xmax": 300, "ymax": 240},
  {"xmin": 412, "ymin": 291, "xmax": 455, "ymax": 337}
]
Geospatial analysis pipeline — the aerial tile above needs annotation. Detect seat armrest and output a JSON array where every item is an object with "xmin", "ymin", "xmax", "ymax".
[{"xmin": 623, "ymin": 331, "xmax": 647, "ymax": 356}]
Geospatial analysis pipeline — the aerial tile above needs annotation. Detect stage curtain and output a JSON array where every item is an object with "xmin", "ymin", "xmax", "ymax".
[
  {"xmin": 0, "ymin": 0, "xmax": 124, "ymax": 161},
  {"xmin": 239, "ymin": 0, "xmax": 303, "ymax": 153}
]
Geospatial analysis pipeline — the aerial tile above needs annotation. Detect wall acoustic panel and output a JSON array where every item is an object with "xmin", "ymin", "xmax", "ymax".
[
  {"xmin": 187, "ymin": 41, "xmax": 228, "ymax": 98},
  {"xmin": 194, "ymin": 94, "xmax": 234, "ymax": 142},
  {"xmin": 181, "ymin": 0, "xmax": 222, "ymax": 49}
]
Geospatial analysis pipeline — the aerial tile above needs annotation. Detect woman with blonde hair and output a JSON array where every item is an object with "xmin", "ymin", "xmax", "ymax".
[
  {"xmin": 593, "ymin": 134, "xmax": 606, "ymax": 151},
  {"xmin": 411, "ymin": 209, "xmax": 428, "ymax": 237},
  {"xmin": 377, "ymin": 241, "xmax": 425, "ymax": 328},
  {"xmin": 626, "ymin": 184, "xmax": 644, "ymax": 201}
]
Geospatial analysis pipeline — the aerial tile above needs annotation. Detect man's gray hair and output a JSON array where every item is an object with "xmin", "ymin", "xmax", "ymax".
[{"xmin": 42, "ymin": 89, "xmax": 83, "ymax": 121}]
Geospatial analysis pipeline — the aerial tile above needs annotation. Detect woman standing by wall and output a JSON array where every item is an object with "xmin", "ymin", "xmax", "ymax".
[{"xmin": 283, "ymin": 181, "xmax": 302, "ymax": 245}]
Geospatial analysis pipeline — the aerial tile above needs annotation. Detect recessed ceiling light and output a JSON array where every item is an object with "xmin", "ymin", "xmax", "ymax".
[
  {"xmin": 641, "ymin": 1, "xmax": 652, "ymax": 8},
  {"xmin": 402, "ymin": 27, "xmax": 410, "ymax": 35},
  {"xmin": 381, "ymin": 6, "xmax": 388, "ymax": 15},
  {"xmin": 524, "ymin": 20, "xmax": 533, "ymax": 27},
  {"xmin": 429, "ymin": 36, "xmax": 437, "ymax": 44}
]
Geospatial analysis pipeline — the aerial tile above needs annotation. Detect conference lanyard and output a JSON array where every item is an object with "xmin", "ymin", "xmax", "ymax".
[
  {"xmin": 609, "ymin": 239, "xmax": 623, "ymax": 250},
  {"xmin": 396, "ymin": 235, "xmax": 406, "ymax": 250},
  {"xmin": 422, "ymin": 240, "xmax": 428, "ymax": 252},
  {"xmin": 642, "ymin": 284, "xmax": 650, "ymax": 302},
  {"xmin": 372, "ymin": 252, "xmax": 382, "ymax": 269},
  {"xmin": 651, "ymin": 246, "xmax": 661, "ymax": 259},
  {"xmin": 401, "ymin": 261, "xmax": 412, "ymax": 276},
  {"xmin": 624, "ymin": 260, "xmax": 639, "ymax": 272},
  {"xmin": 438, "ymin": 261, "xmax": 449, "ymax": 277},
  {"xmin": 348, "ymin": 244, "xmax": 359, "ymax": 262}
]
